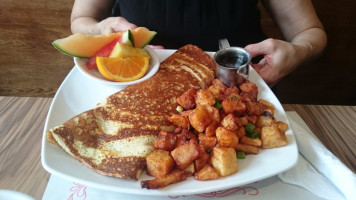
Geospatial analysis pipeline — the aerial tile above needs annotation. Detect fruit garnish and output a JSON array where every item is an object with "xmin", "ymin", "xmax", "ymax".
[
  {"xmin": 96, "ymin": 56, "xmax": 150, "ymax": 82},
  {"xmin": 118, "ymin": 30, "xmax": 134, "ymax": 47},
  {"xmin": 110, "ymin": 43, "xmax": 151, "ymax": 59},
  {"xmin": 130, "ymin": 27, "xmax": 157, "ymax": 48},
  {"xmin": 86, "ymin": 38, "xmax": 120, "ymax": 70},
  {"xmin": 52, "ymin": 32, "xmax": 122, "ymax": 58},
  {"xmin": 51, "ymin": 27, "xmax": 155, "ymax": 59}
]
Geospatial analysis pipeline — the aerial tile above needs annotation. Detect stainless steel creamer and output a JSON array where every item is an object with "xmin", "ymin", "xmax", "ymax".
[{"xmin": 214, "ymin": 39, "xmax": 251, "ymax": 86}]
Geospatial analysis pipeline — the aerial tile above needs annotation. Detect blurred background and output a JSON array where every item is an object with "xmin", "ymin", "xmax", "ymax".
[{"xmin": 0, "ymin": 0, "xmax": 355, "ymax": 105}]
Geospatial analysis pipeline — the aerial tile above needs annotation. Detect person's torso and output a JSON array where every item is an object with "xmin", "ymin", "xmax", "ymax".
[{"xmin": 113, "ymin": 0, "xmax": 266, "ymax": 51}]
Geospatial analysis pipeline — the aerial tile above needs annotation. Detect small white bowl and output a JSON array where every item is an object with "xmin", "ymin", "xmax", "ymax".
[{"xmin": 74, "ymin": 46, "xmax": 160, "ymax": 88}]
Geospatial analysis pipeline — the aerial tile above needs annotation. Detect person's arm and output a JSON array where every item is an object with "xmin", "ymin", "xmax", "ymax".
[
  {"xmin": 245, "ymin": 0, "xmax": 327, "ymax": 86},
  {"xmin": 70, "ymin": 0, "xmax": 137, "ymax": 35}
]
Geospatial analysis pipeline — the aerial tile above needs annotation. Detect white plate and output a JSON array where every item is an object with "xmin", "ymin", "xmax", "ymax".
[
  {"xmin": 74, "ymin": 45, "xmax": 160, "ymax": 88},
  {"xmin": 0, "ymin": 190, "xmax": 35, "ymax": 200},
  {"xmin": 41, "ymin": 49, "xmax": 298, "ymax": 196}
]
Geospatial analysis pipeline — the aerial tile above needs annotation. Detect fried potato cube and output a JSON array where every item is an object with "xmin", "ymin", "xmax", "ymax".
[
  {"xmin": 169, "ymin": 114, "xmax": 189, "ymax": 129},
  {"xmin": 236, "ymin": 127, "xmax": 246, "ymax": 138},
  {"xmin": 177, "ymin": 88, "xmax": 196, "ymax": 110},
  {"xmin": 240, "ymin": 92, "xmax": 258, "ymax": 102},
  {"xmin": 256, "ymin": 115, "xmax": 275, "ymax": 128},
  {"xmin": 221, "ymin": 98, "xmax": 246, "ymax": 116},
  {"xmin": 212, "ymin": 79, "xmax": 228, "ymax": 91},
  {"xmin": 175, "ymin": 129, "xmax": 197, "ymax": 148},
  {"xmin": 258, "ymin": 99, "xmax": 275, "ymax": 115},
  {"xmin": 246, "ymin": 101, "xmax": 263, "ymax": 116},
  {"xmin": 216, "ymin": 127, "xmax": 239, "ymax": 149},
  {"xmin": 154, "ymin": 130, "xmax": 177, "ymax": 151},
  {"xmin": 240, "ymin": 136, "xmax": 262, "ymax": 147},
  {"xmin": 171, "ymin": 139, "xmax": 200, "ymax": 169},
  {"xmin": 211, "ymin": 147, "xmax": 238, "ymax": 176},
  {"xmin": 179, "ymin": 110, "xmax": 192, "ymax": 118},
  {"xmin": 237, "ymin": 144, "xmax": 259, "ymax": 154},
  {"xmin": 146, "ymin": 150, "xmax": 175, "ymax": 178},
  {"xmin": 184, "ymin": 162, "xmax": 195, "ymax": 173},
  {"xmin": 261, "ymin": 124, "xmax": 288, "ymax": 148},
  {"xmin": 189, "ymin": 105, "xmax": 212, "ymax": 132},
  {"xmin": 239, "ymin": 117, "xmax": 249, "ymax": 126},
  {"xmin": 208, "ymin": 85, "xmax": 224, "ymax": 100},
  {"xmin": 194, "ymin": 164, "xmax": 220, "ymax": 181},
  {"xmin": 239, "ymin": 80, "xmax": 258, "ymax": 101},
  {"xmin": 221, "ymin": 114, "xmax": 239, "ymax": 131},
  {"xmin": 195, "ymin": 88, "xmax": 216, "ymax": 106},
  {"xmin": 208, "ymin": 79, "xmax": 228, "ymax": 99},
  {"xmin": 175, "ymin": 133, "xmax": 188, "ymax": 147},
  {"xmin": 223, "ymin": 85, "xmax": 240, "ymax": 99},
  {"xmin": 246, "ymin": 115, "xmax": 258, "ymax": 124},
  {"xmin": 181, "ymin": 128, "xmax": 198, "ymax": 140},
  {"xmin": 276, "ymin": 121, "xmax": 289, "ymax": 132},
  {"xmin": 205, "ymin": 121, "xmax": 219, "ymax": 137},
  {"xmin": 141, "ymin": 169, "xmax": 191, "ymax": 189},
  {"xmin": 258, "ymin": 99, "xmax": 274, "ymax": 108},
  {"xmin": 194, "ymin": 147, "xmax": 210, "ymax": 171},
  {"xmin": 205, "ymin": 105, "xmax": 221, "ymax": 122},
  {"xmin": 198, "ymin": 133, "xmax": 217, "ymax": 151}
]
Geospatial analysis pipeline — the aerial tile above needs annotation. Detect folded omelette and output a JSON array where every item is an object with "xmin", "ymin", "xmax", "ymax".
[{"xmin": 47, "ymin": 44, "xmax": 216, "ymax": 180}]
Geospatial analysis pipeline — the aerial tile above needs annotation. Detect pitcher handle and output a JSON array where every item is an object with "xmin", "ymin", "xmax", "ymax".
[{"xmin": 218, "ymin": 38, "xmax": 230, "ymax": 50}]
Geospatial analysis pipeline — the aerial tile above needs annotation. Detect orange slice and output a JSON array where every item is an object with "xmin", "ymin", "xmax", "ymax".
[{"xmin": 96, "ymin": 56, "xmax": 150, "ymax": 82}]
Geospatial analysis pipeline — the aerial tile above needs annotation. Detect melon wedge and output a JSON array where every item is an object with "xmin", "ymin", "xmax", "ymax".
[
  {"xmin": 130, "ymin": 27, "xmax": 157, "ymax": 48},
  {"xmin": 52, "ymin": 32, "xmax": 122, "ymax": 58},
  {"xmin": 118, "ymin": 30, "xmax": 134, "ymax": 47}
]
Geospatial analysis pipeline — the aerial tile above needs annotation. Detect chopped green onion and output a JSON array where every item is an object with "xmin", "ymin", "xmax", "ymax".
[
  {"xmin": 237, "ymin": 151, "xmax": 246, "ymax": 159},
  {"xmin": 214, "ymin": 98, "xmax": 223, "ymax": 110},
  {"xmin": 176, "ymin": 105, "xmax": 183, "ymax": 112},
  {"xmin": 245, "ymin": 122, "xmax": 260, "ymax": 138},
  {"xmin": 247, "ymin": 131, "xmax": 260, "ymax": 138},
  {"xmin": 206, "ymin": 149, "xmax": 211, "ymax": 154},
  {"xmin": 245, "ymin": 123, "xmax": 255, "ymax": 133},
  {"xmin": 228, "ymin": 96, "xmax": 239, "ymax": 99}
]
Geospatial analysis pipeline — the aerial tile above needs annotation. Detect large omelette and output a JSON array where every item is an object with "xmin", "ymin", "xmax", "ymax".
[{"xmin": 47, "ymin": 44, "xmax": 216, "ymax": 180}]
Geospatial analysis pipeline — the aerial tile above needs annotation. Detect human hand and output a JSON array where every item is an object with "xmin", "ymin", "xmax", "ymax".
[
  {"xmin": 245, "ymin": 38, "xmax": 304, "ymax": 87},
  {"xmin": 97, "ymin": 17, "xmax": 137, "ymax": 34},
  {"xmin": 148, "ymin": 45, "xmax": 165, "ymax": 49}
]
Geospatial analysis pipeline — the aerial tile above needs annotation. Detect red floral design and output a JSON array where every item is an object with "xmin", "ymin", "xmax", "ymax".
[
  {"xmin": 168, "ymin": 186, "xmax": 259, "ymax": 199},
  {"xmin": 168, "ymin": 195, "xmax": 187, "ymax": 199},
  {"xmin": 67, "ymin": 182, "xmax": 87, "ymax": 200}
]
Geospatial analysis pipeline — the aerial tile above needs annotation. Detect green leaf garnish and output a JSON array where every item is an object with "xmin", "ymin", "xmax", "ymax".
[
  {"xmin": 176, "ymin": 105, "xmax": 183, "ymax": 112},
  {"xmin": 214, "ymin": 98, "xmax": 223, "ymax": 110},
  {"xmin": 245, "ymin": 123, "xmax": 260, "ymax": 138},
  {"xmin": 237, "ymin": 151, "xmax": 246, "ymax": 159},
  {"xmin": 228, "ymin": 96, "xmax": 239, "ymax": 99}
]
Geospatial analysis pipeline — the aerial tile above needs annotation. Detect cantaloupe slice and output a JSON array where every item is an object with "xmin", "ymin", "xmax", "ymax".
[
  {"xmin": 52, "ymin": 32, "xmax": 122, "ymax": 58},
  {"xmin": 130, "ymin": 27, "xmax": 157, "ymax": 48}
]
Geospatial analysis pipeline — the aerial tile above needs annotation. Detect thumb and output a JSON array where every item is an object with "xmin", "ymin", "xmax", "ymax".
[
  {"xmin": 116, "ymin": 17, "xmax": 137, "ymax": 31},
  {"xmin": 102, "ymin": 26, "xmax": 115, "ymax": 34},
  {"xmin": 120, "ymin": 22, "xmax": 137, "ymax": 31},
  {"xmin": 244, "ymin": 40, "xmax": 272, "ymax": 58},
  {"xmin": 109, "ymin": 17, "xmax": 138, "ymax": 33}
]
